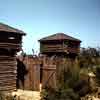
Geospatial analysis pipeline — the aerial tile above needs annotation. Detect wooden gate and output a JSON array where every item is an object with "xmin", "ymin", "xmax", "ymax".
[
  {"xmin": 41, "ymin": 65, "xmax": 56, "ymax": 88},
  {"xmin": 41, "ymin": 57, "xmax": 57, "ymax": 89}
]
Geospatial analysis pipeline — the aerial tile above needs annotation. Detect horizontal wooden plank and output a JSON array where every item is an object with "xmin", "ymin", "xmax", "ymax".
[
  {"xmin": 41, "ymin": 68, "xmax": 56, "ymax": 70},
  {"xmin": 0, "ymin": 55, "xmax": 17, "ymax": 91}
]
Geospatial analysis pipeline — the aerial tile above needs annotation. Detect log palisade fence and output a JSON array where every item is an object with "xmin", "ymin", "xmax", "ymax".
[
  {"xmin": 0, "ymin": 23, "xmax": 25, "ymax": 91},
  {"xmin": 22, "ymin": 55, "xmax": 41, "ymax": 91},
  {"xmin": 19, "ymin": 55, "xmax": 80, "ymax": 91},
  {"xmin": 19, "ymin": 55, "xmax": 57, "ymax": 91}
]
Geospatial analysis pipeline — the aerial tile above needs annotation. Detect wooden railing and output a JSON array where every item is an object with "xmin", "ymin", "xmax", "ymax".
[
  {"xmin": 41, "ymin": 45, "xmax": 63, "ymax": 52},
  {"xmin": 41, "ymin": 45, "xmax": 80, "ymax": 54}
]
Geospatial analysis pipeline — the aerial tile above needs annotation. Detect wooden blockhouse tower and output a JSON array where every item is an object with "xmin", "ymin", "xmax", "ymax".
[
  {"xmin": 39, "ymin": 33, "xmax": 81, "ymax": 57},
  {"xmin": 0, "ymin": 23, "xmax": 25, "ymax": 91}
]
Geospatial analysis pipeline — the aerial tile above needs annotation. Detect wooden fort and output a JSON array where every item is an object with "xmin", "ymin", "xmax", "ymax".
[
  {"xmin": 39, "ymin": 33, "xmax": 81, "ymax": 57},
  {"xmin": 0, "ymin": 23, "xmax": 82, "ymax": 91},
  {"xmin": 19, "ymin": 33, "xmax": 81, "ymax": 91},
  {"xmin": 0, "ymin": 23, "xmax": 25, "ymax": 91}
]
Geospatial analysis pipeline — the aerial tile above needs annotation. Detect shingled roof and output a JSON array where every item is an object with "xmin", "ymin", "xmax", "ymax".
[
  {"xmin": 39, "ymin": 33, "xmax": 81, "ymax": 42},
  {"xmin": 0, "ymin": 23, "xmax": 26, "ymax": 35}
]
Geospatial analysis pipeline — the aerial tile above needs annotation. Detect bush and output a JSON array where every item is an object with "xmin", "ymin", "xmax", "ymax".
[
  {"xmin": 96, "ymin": 66, "xmax": 100, "ymax": 86},
  {"xmin": 41, "ymin": 87, "xmax": 80, "ymax": 100}
]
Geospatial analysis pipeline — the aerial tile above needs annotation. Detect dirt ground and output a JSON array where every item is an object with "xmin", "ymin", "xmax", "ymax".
[{"xmin": 12, "ymin": 89, "xmax": 40, "ymax": 100}]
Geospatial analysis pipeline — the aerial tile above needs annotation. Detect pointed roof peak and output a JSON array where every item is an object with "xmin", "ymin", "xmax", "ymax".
[{"xmin": 39, "ymin": 33, "xmax": 81, "ymax": 42}]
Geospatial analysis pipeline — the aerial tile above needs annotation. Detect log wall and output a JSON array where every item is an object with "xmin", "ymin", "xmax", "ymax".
[
  {"xmin": 0, "ymin": 32, "xmax": 24, "ymax": 92},
  {"xmin": 0, "ymin": 56, "xmax": 17, "ymax": 91}
]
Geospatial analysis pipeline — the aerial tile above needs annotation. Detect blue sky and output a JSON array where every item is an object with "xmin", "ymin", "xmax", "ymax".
[{"xmin": 0, "ymin": 0, "xmax": 100, "ymax": 54}]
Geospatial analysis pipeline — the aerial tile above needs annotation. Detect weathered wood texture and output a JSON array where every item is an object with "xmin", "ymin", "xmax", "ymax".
[
  {"xmin": 41, "ymin": 56, "xmax": 57, "ymax": 88},
  {"xmin": 18, "ymin": 56, "xmax": 57, "ymax": 91},
  {"xmin": 0, "ymin": 23, "xmax": 25, "ymax": 92},
  {"xmin": 41, "ymin": 64, "xmax": 56, "ymax": 88},
  {"xmin": 21, "ymin": 56, "xmax": 41, "ymax": 91},
  {"xmin": 0, "ymin": 43, "xmax": 21, "ymax": 49},
  {"xmin": 39, "ymin": 33, "xmax": 81, "ymax": 56},
  {"xmin": 18, "ymin": 55, "xmax": 78, "ymax": 91},
  {"xmin": 40, "ymin": 43, "xmax": 80, "ymax": 54},
  {"xmin": 0, "ymin": 56, "xmax": 17, "ymax": 91}
]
